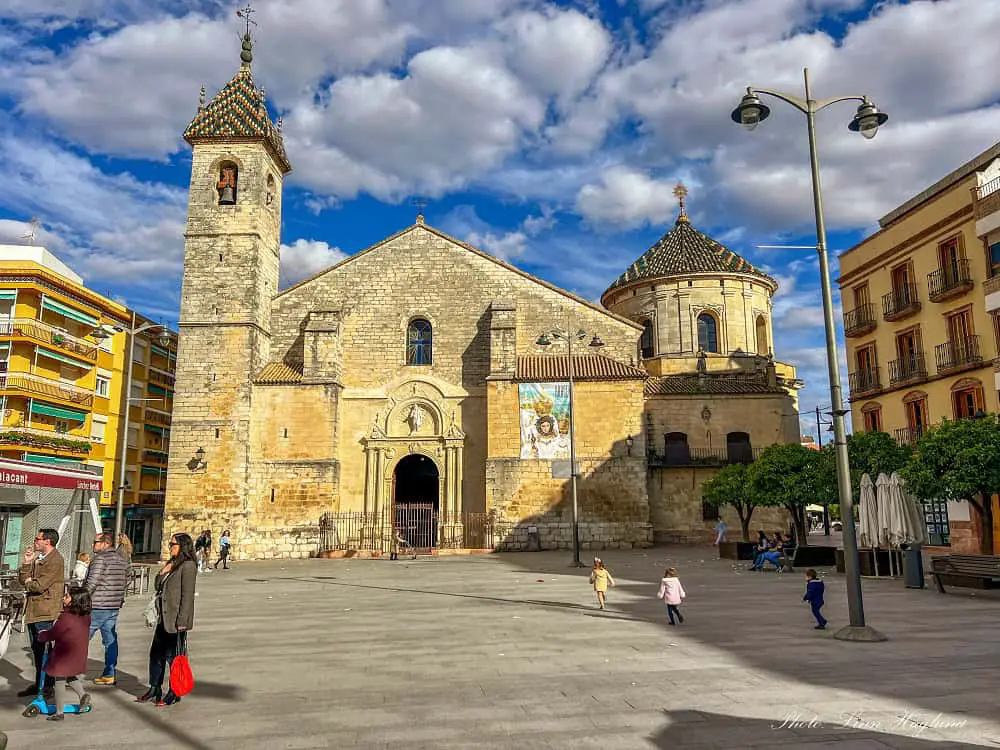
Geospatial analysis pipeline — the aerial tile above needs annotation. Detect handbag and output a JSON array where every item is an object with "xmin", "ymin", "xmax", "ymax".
[
  {"xmin": 170, "ymin": 631, "xmax": 195, "ymax": 697},
  {"xmin": 142, "ymin": 595, "xmax": 158, "ymax": 628}
]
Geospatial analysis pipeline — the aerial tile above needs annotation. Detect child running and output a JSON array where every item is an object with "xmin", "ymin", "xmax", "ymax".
[
  {"xmin": 589, "ymin": 559, "xmax": 615, "ymax": 610},
  {"xmin": 38, "ymin": 586, "xmax": 92, "ymax": 721},
  {"xmin": 657, "ymin": 567, "xmax": 686, "ymax": 625},
  {"xmin": 803, "ymin": 568, "xmax": 827, "ymax": 630}
]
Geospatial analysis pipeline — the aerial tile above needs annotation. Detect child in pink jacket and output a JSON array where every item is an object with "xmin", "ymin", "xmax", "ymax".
[{"xmin": 657, "ymin": 567, "xmax": 686, "ymax": 625}]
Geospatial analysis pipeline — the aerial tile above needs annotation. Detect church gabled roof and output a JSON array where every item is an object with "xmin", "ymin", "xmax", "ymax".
[
  {"xmin": 183, "ymin": 33, "xmax": 291, "ymax": 174},
  {"xmin": 602, "ymin": 189, "xmax": 775, "ymax": 300}
]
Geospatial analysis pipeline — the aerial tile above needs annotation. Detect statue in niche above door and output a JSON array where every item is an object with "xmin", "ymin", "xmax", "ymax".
[{"xmin": 406, "ymin": 404, "xmax": 425, "ymax": 434}]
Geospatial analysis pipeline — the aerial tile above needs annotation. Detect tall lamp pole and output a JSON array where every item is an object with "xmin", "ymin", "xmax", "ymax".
[
  {"xmin": 92, "ymin": 314, "xmax": 172, "ymax": 541},
  {"xmin": 815, "ymin": 405, "xmax": 833, "ymax": 536},
  {"xmin": 732, "ymin": 68, "xmax": 888, "ymax": 642},
  {"xmin": 536, "ymin": 324, "xmax": 605, "ymax": 567}
]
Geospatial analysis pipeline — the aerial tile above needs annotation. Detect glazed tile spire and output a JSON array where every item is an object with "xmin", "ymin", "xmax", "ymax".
[{"xmin": 182, "ymin": 18, "xmax": 291, "ymax": 174}]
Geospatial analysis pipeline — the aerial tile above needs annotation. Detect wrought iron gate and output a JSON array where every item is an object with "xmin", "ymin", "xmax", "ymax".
[
  {"xmin": 317, "ymin": 511, "xmax": 516, "ymax": 555},
  {"xmin": 394, "ymin": 503, "xmax": 437, "ymax": 553}
]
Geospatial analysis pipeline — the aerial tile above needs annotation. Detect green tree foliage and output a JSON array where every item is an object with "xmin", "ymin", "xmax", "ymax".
[
  {"xmin": 701, "ymin": 463, "xmax": 756, "ymax": 541},
  {"xmin": 902, "ymin": 416, "xmax": 1000, "ymax": 555},
  {"xmin": 845, "ymin": 431, "xmax": 912, "ymax": 499},
  {"xmin": 748, "ymin": 443, "xmax": 828, "ymax": 546}
]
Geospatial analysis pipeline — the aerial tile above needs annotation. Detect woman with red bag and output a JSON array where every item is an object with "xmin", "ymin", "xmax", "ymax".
[{"xmin": 136, "ymin": 533, "xmax": 196, "ymax": 707}]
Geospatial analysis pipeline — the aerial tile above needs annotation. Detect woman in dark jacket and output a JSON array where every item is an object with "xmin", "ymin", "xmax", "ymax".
[
  {"xmin": 137, "ymin": 533, "xmax": 196, "ymax": 707},
  {"xmin": 38, "ymin": 586, "xmax": 92, "ymax": 721}
]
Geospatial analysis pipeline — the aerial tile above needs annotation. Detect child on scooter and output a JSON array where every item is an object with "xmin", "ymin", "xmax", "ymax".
[{"xmin": 37, "ymin": 586, "xmax": 92, "ymax": 721}]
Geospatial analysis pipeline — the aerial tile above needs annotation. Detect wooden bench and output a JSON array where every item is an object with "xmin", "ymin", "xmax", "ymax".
[{"xmin": 930, "ymin": 554, "xmax": 1000, "ymax": 593}]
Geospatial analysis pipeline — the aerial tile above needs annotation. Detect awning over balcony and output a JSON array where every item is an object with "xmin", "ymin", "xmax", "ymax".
[
  {"xmin": 40, "ymin": 296, "xmax": 99, "ymax": 327},
  {"xmin": 141, "ymin": 466, "xmax": 166, "ymax": 476},
  {"xmin": 0, "ymin": 290, "xmax": 17, "ymax": 301},
  {"xmin": 148, "ymin": 384, "xmax": 173, "ymax": 397},
  {"xmin": 37, "ymin": 346, "xmax": 92, "ymax": 370},
  {"xmin": 144, "ymin": 424, "xmax": 168, "ymax": 436},
  {"xmin": 24, "ymin": 453, "xmax": 84, "ymax": 466},
  {"xmin": 30, "ymin": 401, "xmax": 88, "ymax": 422}
]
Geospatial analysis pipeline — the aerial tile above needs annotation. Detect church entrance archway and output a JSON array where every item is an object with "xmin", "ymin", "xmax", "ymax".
[{"xmin": 393, "ymin": 454, "xmax": 440, "ymax": 552}]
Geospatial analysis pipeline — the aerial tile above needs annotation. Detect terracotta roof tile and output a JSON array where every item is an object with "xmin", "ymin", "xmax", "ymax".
[
  {"xmin": 515, "ymin": 355, "xmax": 647, "ymax": 382},
  {"xmin": 645, "ymin": 373, "xmax": 781, "ymax": 396},
  {"xmin": 605, "ymin": 216, "xmax": 775, "ymax": 296},
  {"xmin": 255, "ymin": 361, "xmax": 303, "ymax": 384}
]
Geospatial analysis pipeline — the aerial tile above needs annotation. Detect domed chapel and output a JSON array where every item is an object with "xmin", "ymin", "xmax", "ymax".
[{"xmin": 163, "ymin": 34, "xmax": 803, "ymax": 558}]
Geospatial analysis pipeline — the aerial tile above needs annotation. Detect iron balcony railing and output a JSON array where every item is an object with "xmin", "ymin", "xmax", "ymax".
[
  {"xmin": 142, "ymin": 449, "xmax": 168, "ymax": 465},
  {"xmin": 927, "ymin": 259, "xmax": 974, "ymax": 302},
  {"xmin": 0, "ymin": 425, "xmax": 93, "ymax": 454},
  {"xmin": 0, "ymin": 318, "xmax": 99, "ymax": 360},
  {"xmin": 0, "ymin": 372, "xmax": 93, "ymax": 406},
  {"xmin": 893, "ymin": 425, "xmax": 926, "ymax": 447},
  {"xmin": 882, "ymin": 283, "xmax": 920, "ymax": 321},
  {"xmin": 843, "ymin": 303, "xmax": 877, "ymax": 338},
  {"xmin": 848, "ymin": 368, "xmax": 881, "ymax": 397},
  {"xmin": 974, "ymin": 176, "xmax": 1000, "ymax": 221},
  {"xmin": 648, "ymin": 446, "xmax": 764, "ymax": 468},
  {"xmin": 934, "ymin": 335, "xmax": 982, "ymax": 373},
  {"xmin": 148, "ymin": 367, "xmax": 176, "ymax": 387},
  {"xmin": 888, "ymin": 352, "xmax": 927, "ymax": 385}
]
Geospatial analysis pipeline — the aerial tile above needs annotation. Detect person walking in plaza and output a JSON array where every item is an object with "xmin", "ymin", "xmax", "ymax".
[
  {"xmin": 657, "ymin": 567, "xmax": 686, "ymax": 625},
  {"xmin": 590, "ymin": 559, "xmax": 615, "ymax": 610},
  {"xmin": 194, "ymin": 530, "xmax": 210, "ymax": 572},
  {"xmin": 37, "ymin": 586, "xmax": 93, "ymax": 721},
  {"xmin": 71, "ymin": 553, "xmax": 90, "ymax": 584},
  {"xmin": 83, "ymin": 532, "xmax": 129, "ymax": 686},
  {"xmin": 213, "ymin": 530, "xmax": 231, "ymax": 570},
  {"xmin": 803, "ymin": 569, "xmax": 827, "ymax": 630},
  {"xmin": 713, "ymin": 519, "xmax": 727, "ymax": 546},
  {"xmin": 16, "ymin": 528, "xmax": 65, "ymax": 698},
  {"xmin": 138, "ymin": 533, "xmax": 196, "ymax": 707}
]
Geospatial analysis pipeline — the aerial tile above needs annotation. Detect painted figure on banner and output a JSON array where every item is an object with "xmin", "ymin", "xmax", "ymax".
[{"xmin": 518, "ymin": 383, "xmax": 571, "ymax": 460}]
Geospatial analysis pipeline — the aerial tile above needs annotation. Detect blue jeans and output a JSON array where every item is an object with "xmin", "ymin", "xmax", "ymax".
[
  {"xmin": 89, "ymin": 609, "xmax": 119, "ymax": 676},
  {"xmin": 810, "ymin": 602, "xmax": 827, "ymax": 627}
]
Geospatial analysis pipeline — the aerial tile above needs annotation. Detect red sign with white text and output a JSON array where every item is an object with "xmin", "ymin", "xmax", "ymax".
[{"xmin": 0, "ymin": 464, "xmax": 102, "ymax": 491}]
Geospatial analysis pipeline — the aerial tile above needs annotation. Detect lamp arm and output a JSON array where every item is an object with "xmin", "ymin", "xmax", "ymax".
[
  {"xmin": 751, "ymin": 87, "xmax": 809, "ymax": 114},
  {"xmin": 813, "ymin": 94, "xmax": 868, "ymax": 113}
]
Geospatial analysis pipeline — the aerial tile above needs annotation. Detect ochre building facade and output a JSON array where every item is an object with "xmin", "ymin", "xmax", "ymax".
[{"xmin": 163, "ymin": 39, "xmax": 802, "ymax": 558}]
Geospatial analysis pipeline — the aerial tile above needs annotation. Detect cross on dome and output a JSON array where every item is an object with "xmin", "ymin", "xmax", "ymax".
[{"xmin": 673, "ymin": 182, "xmax": 689, "ymax": 223}]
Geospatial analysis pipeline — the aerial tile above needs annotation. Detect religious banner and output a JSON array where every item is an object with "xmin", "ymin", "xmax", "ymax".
[{"xmin": 519, "ymin": 383, "xmax": 572, "ymax": 460}]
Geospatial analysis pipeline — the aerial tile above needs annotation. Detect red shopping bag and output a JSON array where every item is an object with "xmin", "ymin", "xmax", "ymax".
[{"xmin": 170, "ymin": 632, "xmax": 195, "ymax": 697}]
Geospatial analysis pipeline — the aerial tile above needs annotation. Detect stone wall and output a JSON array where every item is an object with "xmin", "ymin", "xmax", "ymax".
[
  {"xmin": 486, "ymin": 378, "xmax": 652, "ymax": 549},
  {"xmin": 647, "ymin": 466, "xmax": 789, "ymax": 544}
]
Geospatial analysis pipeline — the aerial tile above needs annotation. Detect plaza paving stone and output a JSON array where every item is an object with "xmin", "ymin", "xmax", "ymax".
[{"xmin": 2, "ymin": 544, "xmax": 1000, "ymax": 748}]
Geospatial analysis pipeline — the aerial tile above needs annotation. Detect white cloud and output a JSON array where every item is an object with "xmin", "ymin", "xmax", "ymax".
[
  {"xmin": 575, "ymin": 166, "xmax": 679, "ymax": 228},
  {"xmin": 279, "ymin": 239, "xmax": 347, "ymax": 289}
]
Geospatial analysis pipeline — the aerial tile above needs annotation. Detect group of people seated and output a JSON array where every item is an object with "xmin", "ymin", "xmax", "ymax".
[{"xmin": 749, "ymin": 530, "xmax": 796, "ymax": 572}]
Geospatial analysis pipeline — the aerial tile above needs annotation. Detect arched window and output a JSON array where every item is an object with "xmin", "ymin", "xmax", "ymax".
[
  {"xmin": 697, "ymin": 312, "xmax": 719, "ymax": 353},
  {"xmin": 406, "ymin": 319, "xmax": 433, "ymax": 365},
  {"xmin": 951, "ymin": 377, "xmax": 984, "ymax": 419},
  {"xmin": 639, "ymin": 319, "xmax": 655, "ymax": 359},
  {"xmin": 861, "ymin": 402, "xmax": 882, "ymax": 432},
  {"xmin": 265, "ymin": 174, "xmax": 276, "ymax": 207},
  {"xmin": 664, "ymin": 432, "xmax": 690, "ymax": 465},
  {"xmin": 217, "ymin": 162, "xmax": 238, "ymax": 205},
  {"xmin": 726, "ymin": 432, "xmax": 753, "ymax": 464},
  {"xmin": 755, "ymin": 315, "xmax": 768, "ymax": 356}
]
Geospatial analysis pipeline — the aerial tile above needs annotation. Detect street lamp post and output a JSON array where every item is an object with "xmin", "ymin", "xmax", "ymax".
[
  {"xmin": 91, "ymin": 312, "xmax": 172, "ymax": 542},
  {"xmin": 536, "ymin": 324, "xmax": 605, "ymax": 567},
  {"xmin": 814, "ymin": 405, "xmax": 834, "ymax": 536},
  {"xmin": 732, "ymin": 68, "xmax": 888, "ymax": 642}
]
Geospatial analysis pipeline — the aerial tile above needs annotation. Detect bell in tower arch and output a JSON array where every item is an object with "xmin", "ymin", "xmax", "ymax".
[{"xmin": 217, "ymin": 164, "xmax": 238, "ymax": 205}]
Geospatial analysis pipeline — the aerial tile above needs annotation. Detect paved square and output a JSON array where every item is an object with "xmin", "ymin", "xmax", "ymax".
[{"xmin": 2, "ymin": 547, "xmax": 999, "ymax": 749}]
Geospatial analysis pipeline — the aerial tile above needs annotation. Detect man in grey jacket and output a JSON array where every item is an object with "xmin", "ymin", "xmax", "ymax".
[{"xmin": 84, "ymin": 532, "xmax": 129, "ymax": 685}]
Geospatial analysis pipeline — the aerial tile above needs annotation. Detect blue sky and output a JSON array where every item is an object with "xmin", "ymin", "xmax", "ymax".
[{"xmin": 1, "ymin": 0, "xmax": 999, "ymax": 435}]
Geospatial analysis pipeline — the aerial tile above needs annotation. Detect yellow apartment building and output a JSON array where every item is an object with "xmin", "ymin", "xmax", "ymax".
[
  {"xmin": 0, "ymin": 245, "xmax": 176, "ymax": 553},
  {"xmin": 837, "ymin": 140, "xmax": 1000, "ymax": 554}
]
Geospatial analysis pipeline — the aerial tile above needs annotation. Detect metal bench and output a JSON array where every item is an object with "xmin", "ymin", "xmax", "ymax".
[{"xmin": 930, "ymin": 554, "xmax": 1000, "ymax": 594}]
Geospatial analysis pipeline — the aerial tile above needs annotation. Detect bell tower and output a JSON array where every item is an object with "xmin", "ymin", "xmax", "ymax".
[{"xmin": 164, "ymin": 13, "xmax": 292, "ymax": 549}]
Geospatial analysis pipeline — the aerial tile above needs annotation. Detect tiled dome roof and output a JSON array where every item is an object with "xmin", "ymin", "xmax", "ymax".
[
  {"xmin": 604, "ymin": 213, "xmax": 775, "ymax": 297},
  {"xmin": 183, "ymin": 34, "xmax": 291, "ymax": 174}
]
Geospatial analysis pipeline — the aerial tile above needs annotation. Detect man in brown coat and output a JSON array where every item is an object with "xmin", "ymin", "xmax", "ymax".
[{"xmin": 17, "ymin": 528, "xmax": 65, "ymax": 697}]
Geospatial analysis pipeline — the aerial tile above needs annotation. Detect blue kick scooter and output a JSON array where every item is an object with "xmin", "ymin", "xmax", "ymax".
[{"xmin": 22, "ymin": 654, "xmax": 91, "ymax": 718}]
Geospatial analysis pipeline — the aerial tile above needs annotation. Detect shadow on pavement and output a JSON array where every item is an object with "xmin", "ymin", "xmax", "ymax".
[{"xmin": 648, "ymin": 708, "xmax": 998, "ymax": 749}]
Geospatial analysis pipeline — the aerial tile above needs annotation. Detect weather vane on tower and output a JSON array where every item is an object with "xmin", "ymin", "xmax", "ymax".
[
  {"xmin": 237, "ymin": 4, "xmax": 257, "ymax": 36},
  {"xmin": 673, "ymin": 182, "xmax": 689, "ymax": 223}
]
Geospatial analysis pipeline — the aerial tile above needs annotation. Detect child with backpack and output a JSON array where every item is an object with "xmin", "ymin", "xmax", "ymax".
[
  {"xmin": 803, "ymin": 568, "xmax": 827, "ymax": 630},
  {"xmin": 37, "ymin": 586, "xmax": 93, "ymax": 721},
  {"xmin": 657, "ymin": 567, "xmax": 686, "ymax": 625}
]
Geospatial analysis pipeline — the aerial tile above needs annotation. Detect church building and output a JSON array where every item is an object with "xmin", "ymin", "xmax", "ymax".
[{"xmin": 163, "ymin": 34, "xmax": 802, "ymax": 559}]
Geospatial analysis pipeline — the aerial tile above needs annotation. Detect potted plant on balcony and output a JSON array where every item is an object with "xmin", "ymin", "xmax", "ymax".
[{"xmin": 52, "ymin": 333, "xmax": 66, "ymax": 346}]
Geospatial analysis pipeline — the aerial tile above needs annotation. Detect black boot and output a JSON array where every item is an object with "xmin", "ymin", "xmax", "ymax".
[{"xmin": 136, "ymin": 687, "xmax": 161, "ymax": 703}]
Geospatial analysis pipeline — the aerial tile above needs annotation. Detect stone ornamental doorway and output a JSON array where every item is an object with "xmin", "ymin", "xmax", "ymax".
[{"xmin": 393, "ymin": 454, "xmax": 439, "ymax": 552}]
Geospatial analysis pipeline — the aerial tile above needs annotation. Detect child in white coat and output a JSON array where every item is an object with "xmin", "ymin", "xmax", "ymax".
[{"xmin": 657, "ymin": 567, "xmax": 686, "ymax": 625}]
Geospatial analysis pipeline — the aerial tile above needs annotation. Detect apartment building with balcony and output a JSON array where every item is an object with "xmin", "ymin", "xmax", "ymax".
[
  {"xmin": 837, "ymin": 140, "xmax": 1000, "ymax": 554},
  {"xmin": 0, "ymin": 246, "xmax": 176, "ymax": 554}
]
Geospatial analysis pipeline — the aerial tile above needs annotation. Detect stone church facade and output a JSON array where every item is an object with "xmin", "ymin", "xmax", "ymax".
[{"xmin": 163, "ymin": 38, "xmax": 801, "ymax": 559}]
